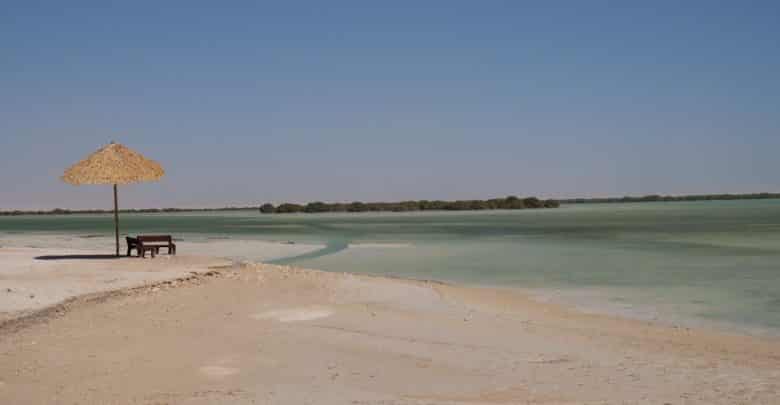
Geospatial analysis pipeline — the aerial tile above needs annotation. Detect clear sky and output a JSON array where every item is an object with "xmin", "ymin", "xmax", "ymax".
[{"xmin": 1, "ymin": 1, "xmax": 778, "ymax": 209}]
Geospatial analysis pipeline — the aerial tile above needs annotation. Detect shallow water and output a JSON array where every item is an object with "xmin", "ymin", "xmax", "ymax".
[{"xmin": 2, "ymin": 200, "xmax": 780, "ymax": 334}]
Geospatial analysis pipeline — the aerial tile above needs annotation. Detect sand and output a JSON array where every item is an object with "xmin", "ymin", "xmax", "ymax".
[
  {"xmin": 0, "ymin": 247, "xmax": 231, "ymax": 322},
  {"xmin": 0, "ymin": 233, "xmax": 324, "ymax": 262},
  {"xmin": 1, "ymin": 249, "xmax": 779, "ymax": 404}
]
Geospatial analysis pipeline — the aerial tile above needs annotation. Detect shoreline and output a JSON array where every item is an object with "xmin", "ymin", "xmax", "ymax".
[
  {"xmin": 1, "ymin": 253, "xmax": 779, "ymax": 403},
  {"xmin": 4, "ymin": 243, "xmax": 779, "ymax": 348},
  {"xmin": 3, "ymin": 232, "xmax": 779, "ymax": 339},
  {"xmin": 524, "ymin": 285, "xmax": 780, "ymax": 339},
  {"xmin": 4, "ymin": 254, "xmax": 779, "ymax": 348},
  {"xmin": 0, "ymin": 264, "xmax": 228, "ymax": 335},
  {"xmin": 2, "ymin": 245, "xmax": 778, "ymax": 351}
]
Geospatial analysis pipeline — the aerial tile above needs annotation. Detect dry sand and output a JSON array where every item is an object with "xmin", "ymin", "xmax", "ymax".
[
  {"xmin": 0, "ymin": 233, "xmax": 323, "ymax": 263},
  {"xmin": 0, "ymin": 247, "xmax": 231, "ymax": 323},
  {"xmin": 1, "ymin": 250, "xmax": 779, "ymax": 404}
]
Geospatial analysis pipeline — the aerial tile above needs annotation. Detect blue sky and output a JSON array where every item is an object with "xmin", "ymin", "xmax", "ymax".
[{"xmin": 1, "ymin": 1, "xmax": 779, "ymax": 209}]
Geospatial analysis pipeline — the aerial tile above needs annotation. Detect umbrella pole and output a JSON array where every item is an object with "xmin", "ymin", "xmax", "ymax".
[{"xmin": 113, "ymin": 184, "xmax": 119, "ymax": 257}]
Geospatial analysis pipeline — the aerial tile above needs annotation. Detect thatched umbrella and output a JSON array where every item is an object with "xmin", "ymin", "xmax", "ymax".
[{"xmin": 62, "ymin": 142, "xmax": 165, "ymax": 256}]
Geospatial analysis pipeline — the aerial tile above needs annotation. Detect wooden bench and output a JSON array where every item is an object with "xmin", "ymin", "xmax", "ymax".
[
  {"xmin": 126, "ymin": 235, "xmax": 176, "ymax": 258},
  {"xmin": 126, "ymin": 237, "xmax": 139, "ymax": 257}
]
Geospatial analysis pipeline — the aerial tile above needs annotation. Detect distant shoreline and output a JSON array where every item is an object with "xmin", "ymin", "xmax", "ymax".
[
  {"xmin": 559, "ymin": 192, "xmax": 780, "ymax": 204},
  {"xmin": 1, "ymin": 196, "xmax": 559, "ymax": 216},
  {"xmin": 1, "ymin": 192, "xmax": 778, "ymax": 216}
]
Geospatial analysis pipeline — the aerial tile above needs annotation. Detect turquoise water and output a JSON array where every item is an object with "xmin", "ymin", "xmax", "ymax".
[{"xmin": 2, "ymin": 200, "xmax": 780, "ymax": 334}]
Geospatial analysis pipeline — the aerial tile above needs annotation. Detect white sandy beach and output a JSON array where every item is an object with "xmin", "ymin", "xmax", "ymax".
[
  {"xmin": 1, "ymin": 244, "xmax": 779, "ymax": 404},
  {"xmin": 5, "ymin": 0, "xmax": 778, "ymax": 402},
  {"xmin": 0, "ymin": 247, "xmax": 228, "ymax": 320},
  {"xmin": 0, "ymin": 233, "xmax": 323, "ymax": 263},
  {"xmin": 0, "ymin": 235, "xmax": 322, "ymax": 323}
]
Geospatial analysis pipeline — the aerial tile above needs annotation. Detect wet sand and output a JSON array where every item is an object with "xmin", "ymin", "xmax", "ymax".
[{"xmin": 1, "ymin": 250, "xmax": 779, "ymax": 404}]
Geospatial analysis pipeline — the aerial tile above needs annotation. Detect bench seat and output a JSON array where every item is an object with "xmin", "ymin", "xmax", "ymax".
[{"xmin": 126, "ymin": 235, "xmax": 176, "ymax": 258}]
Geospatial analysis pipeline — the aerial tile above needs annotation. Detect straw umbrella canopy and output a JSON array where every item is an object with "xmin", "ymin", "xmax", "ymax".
[{"xmin": 62, "ymin": 142, "xmax": 165, "ymax": 256}]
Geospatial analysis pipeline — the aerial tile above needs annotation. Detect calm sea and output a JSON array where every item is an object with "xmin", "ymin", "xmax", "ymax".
[{"xmin": 2, "ymin": 200, "xmax": 780, "ymax": 335}]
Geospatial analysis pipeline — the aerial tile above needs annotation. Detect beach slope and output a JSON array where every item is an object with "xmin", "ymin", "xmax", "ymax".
[{"xmin": 1, "ymin": 255, "xmax": 779, "ymax": 404}]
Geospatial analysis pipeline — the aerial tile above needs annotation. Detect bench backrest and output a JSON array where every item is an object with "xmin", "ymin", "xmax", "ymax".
[{"xmin": 137, "ymin": 235, "xmax": 173, "ymax": 243}]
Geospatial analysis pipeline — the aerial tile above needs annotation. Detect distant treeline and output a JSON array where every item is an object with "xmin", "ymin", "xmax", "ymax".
[
  {"xmin": 0, "ymin": 207, "xmax": 257, "ymax": 216},
  {"xmin": 259, "ymin": 196, "xmax": 559, "ymax": 214},
  {"xmin": 559, "ymin": 192, "xmax": 780, "ymax": 204},
  {"xmin": 4, "ymin": 192, "xmax": 779, "ymax": 216}
]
